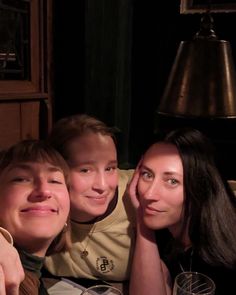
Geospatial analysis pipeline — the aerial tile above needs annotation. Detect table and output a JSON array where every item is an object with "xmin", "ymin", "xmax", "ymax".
[{"xmin": 43, "ymin": 277, "xmax": 129, "ymax": 295}]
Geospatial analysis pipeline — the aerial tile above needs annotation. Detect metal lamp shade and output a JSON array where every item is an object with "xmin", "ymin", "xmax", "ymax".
[{"xmin": 157, "ymin": 38, "xmax": 236, "ymax": 118}]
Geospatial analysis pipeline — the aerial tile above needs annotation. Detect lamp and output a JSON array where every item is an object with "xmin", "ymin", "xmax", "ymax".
[{"xmin": 157, "ymin": 13, "xmax": 236, "ymax": 118}]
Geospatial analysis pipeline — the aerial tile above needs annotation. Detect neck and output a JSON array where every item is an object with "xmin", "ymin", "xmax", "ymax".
[
  {"xmin": 18, "ymin": 249, "xmax": 45, "ymax": 278},
  {"xmin": 15, "ymin": 240, "xmax": 52, "ymax": 257},
  {"xmin": 168, "ymin": 224, "xmax": 191, "ymax": 250}
]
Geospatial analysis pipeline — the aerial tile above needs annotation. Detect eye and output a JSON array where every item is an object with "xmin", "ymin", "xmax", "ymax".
[
  {"xmin": 167, "ymin": 178, "xmax": 179, "ymax": 186},
  {"xmin": 11, "ymin": 176, "xmax": 30, "ymax": 183},
  {"xmin": 48, "ymin": 171, "xmax": 65, "ymax": 184},
  {"xmin": 79, "ymin": 167, "xmax": 91, "ymax": 173},
  {"xmin": 140, "ymin": 170, "xmax": 153, "ymax": 181},
  {"xmin": 105, "ymin": 165, "xmax": 117, "ymax": 172},
  {"xmin": 48, "ymin": 179, "xmax": 64, "ymax": 184}
]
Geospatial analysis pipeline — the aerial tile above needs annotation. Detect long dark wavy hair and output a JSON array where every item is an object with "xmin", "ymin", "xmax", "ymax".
[{"xmin": 164, "ymin": 128, "xmax": 236, "ymax": 269}]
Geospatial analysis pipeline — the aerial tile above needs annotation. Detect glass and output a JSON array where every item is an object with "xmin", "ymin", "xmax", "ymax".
[
  {"xmin": 81, "ymin": 284, "xmax": 123, "ymax": 295},
  {"xmin": 173, "ymin": 272, "xmax": 216, "ymax": 295}
]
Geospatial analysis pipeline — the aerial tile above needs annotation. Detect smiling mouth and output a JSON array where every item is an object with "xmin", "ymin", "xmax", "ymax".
[
  {"xmin": 21, "ymin": 207, "xmax": 58, "ymax": 213},
  {"xmin": 87, "ymin": 195, "xmax": 107, "ymax": 200},
  {"xmin": 145, "ymin": 206, "xmax": 166, "ymax": 213},
  {"xmin": 86, "ymin": 196, "xmax": 107, "ymax": 205}
]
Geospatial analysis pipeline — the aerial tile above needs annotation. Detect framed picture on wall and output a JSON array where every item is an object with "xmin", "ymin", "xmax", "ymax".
[{"xmin": 180, "ymin": 0, "xmax": 236, "ymax": 14}]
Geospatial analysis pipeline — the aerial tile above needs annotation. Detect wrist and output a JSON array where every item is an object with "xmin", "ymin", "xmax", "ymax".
[{"xmin": 137, "ymin": 220, "xmax": 156, "ymax": 241}]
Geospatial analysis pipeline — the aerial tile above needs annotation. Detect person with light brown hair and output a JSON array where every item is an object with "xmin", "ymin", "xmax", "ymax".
[
  {"xmin": 0, "ymin": 140, "xmax": 70, "ymax": 295},
  {"xmin": 0, "ymin": 114, "xmax": 135, "ymax": 292},
  {"xmin": 44, "ymin": 114, "xmax": 135, "ymax": 282}
]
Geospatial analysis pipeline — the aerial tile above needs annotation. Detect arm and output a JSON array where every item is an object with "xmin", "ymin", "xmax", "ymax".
[
  {"xmin": 129, "ymin": 222, "xmax": 172, "ymax": 295},
  {"xmin": 128, "ymin": 167, "xmax": 172, "ymax": 295},
  {"xmin": 0, "ymin": 228, "xmax": 25, "ymax": 295}
]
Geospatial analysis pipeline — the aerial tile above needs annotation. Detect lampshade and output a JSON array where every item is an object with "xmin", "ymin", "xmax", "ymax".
[{"xmin": 157, "ymin": 14, "xmax": 236, "ymax": 118}]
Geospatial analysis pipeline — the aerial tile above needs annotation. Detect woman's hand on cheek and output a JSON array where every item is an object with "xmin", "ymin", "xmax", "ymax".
[{"xmin": 127, "ymin": 158, "xmax": 143, "ymax": 210}]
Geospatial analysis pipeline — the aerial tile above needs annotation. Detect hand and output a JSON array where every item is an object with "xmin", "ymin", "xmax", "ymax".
[
  {"xmin": 127, "ymin": 159, "xmax": 156, "ymax": 239},
  {"xmin": 0, "ymin": 266, "xmax": 6, "ymax": 295},
  {"xmin": 0, "ymin": 233, "xmax": 25, "ymax": 295},
  {"xmin": 127, "ymin": 159, "xmax": 142, "ymax": 209}
]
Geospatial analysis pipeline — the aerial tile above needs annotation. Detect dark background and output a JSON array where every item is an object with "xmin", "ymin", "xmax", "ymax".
[{"xmin": 52, "ymin": 0, "xmax": 236, "ymax": 178}]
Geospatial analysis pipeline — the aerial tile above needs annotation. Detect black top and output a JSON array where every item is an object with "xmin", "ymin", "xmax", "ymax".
[
  {"xmin": 19, "ymin": 249, "xmax": 49, "ymax": 295},
  {"xmin": 165, "ymin": 247, "xmax": 235, "ymax": 295},
  {"xmin": 156, "ymin": 231, "xmax": 236, "ymax": 295}
]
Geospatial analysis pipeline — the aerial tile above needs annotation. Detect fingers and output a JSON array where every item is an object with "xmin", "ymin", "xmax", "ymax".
[
  {"xmin": 5, "ymin": 261, "xmax": 24, "ymax": 295},
  {"xmin": 128, "ymin": 157, "xmax": 143, "ymax": 209},
  {"xmin": 0, "ymin": 233, "xmax": 25, "ymax": 295},
  {"xmin": 128, "ymin": 170, "xmax": 139, "ymax": 196},
  {"xmin": 5, "ymin": 284, "xmax": 20, "ymax": 295},
  {"xmin": 0, "ymin": 266, "xmax": 6, "ymax": 295},
  {"xmin": 5, "ymin": 254, "xmax": 24, "ymax": 295}
]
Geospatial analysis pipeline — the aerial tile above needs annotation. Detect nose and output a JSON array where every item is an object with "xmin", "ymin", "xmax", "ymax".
[
  {"xmin": 92, "ymin": 172, "xmax": 107, "ymax": 193},
  {"xmin": 142, "ymin": 179, "xmax": 160, "ymax": 201},
  {"xmin": 30, "ymin": 179, "xmax": 52, "ymax": 201}
]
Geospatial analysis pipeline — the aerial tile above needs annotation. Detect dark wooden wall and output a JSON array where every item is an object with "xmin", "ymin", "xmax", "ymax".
[{"xmin": 52, "ymin": 0, "xmax": 236, "ymax": 178}]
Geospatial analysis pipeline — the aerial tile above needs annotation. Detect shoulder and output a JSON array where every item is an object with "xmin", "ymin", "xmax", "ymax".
[
  {"xmin": 118, "ymin": 168, "xmax": 134, "ymax": 182},
  {"xmin": 118, "ymin": 168, "xmax": 134, "ymax": 192},
  {"xmin": 117, "ymin": 168, "xmax": 134, "ymax": 199},
  {"xmin": 117, "ymin": 169, "xmax": 136, "ymax": 223}
]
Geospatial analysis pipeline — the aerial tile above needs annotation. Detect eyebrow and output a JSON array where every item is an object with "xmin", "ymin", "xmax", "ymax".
[
  {"xmin": 141, "ymin": 165, "xmax": 182, "ymax": 177},
  {"xmin": 163, "ymin": 171, "xmax": 183, "ymax": 177},
  {"xmin": 140, "ymin": 165, "xmax": 154, "ymax": 175},
  {"xmin": 70, "ymin": 160, "xmax": 118, "ymax": 166},
  {"xmin": 140, "ymin": 165, "xmax": 152, "ymax": 171},
  {"xmin": 107, "ymin": 160, "xmax": 118, "ymax": 165},
  {"xmin": 7, "ymin": 163, "xmax": 63, "ymax": 173}
]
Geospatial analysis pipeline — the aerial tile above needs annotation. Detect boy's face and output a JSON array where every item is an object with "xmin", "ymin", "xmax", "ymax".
[
  {"xmin": 67, "ymin": 132, "xmax": 118, "ymax": 223},
  {"xmin": 0, "ymin": 161, "xmax": 70, "ymax": 256}
]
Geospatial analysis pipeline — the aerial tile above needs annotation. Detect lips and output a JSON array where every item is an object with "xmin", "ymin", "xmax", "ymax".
[
  {"xmin": 144, "ymin": 205, "xmax": 166, "ymax": 214},
  {"xmin": 21, "ymin": 205, "xmax": 58, "ymax": 213},
  {"xmin": 86, "ymin": 195, "xmax": 107, "ymax": 205},
  {"xmin": 86, "ymin": 193, "xmax": 108, "ymax": 200}
]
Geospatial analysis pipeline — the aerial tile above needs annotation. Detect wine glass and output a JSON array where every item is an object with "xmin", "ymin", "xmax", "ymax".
[
  {"xmin": 80, "ymin": 284, "xmax": 123, "ymax": 295},
  {"xmin": 173, "ymin": 272, "xmax": 216, "ymax": 295}
]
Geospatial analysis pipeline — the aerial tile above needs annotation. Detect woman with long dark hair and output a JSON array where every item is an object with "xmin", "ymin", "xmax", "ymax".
[{"xmin": 129, "ymin": 128, "xmax": 236, "ymax": 295}]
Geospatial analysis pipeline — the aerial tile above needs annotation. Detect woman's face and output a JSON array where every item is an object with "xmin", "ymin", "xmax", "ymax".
[
  {"xmin": 138, "ymin": 143, "xmax": 184, "ymax": 237},
  {"xmin": 0, "ymin": 162, "xmax": 70, "ymax": 256},
  {"xmin": 67, "ymin": 132, "xmax": 118, "ymax": 222}
]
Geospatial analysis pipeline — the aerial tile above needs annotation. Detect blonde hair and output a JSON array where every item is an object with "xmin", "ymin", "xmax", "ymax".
[{"xmin": 48, "ymin": 114, "xmax": 116, "ymax": 160}]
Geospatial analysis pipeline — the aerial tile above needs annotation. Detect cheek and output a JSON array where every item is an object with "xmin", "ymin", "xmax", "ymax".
[
  {"xmin": 70, "ymin": 174, "xmax": 89, "ymax": 192},
  {"xmin": 0, "ymin": 192, "xmax": 20, "ymax": 227},
  {"xmin": 173, "ymin": 190, "xmax": 184, "ymax": 206},
  {"xmin": 137, "ymin": 181, "xmax": 148, "ymax": 196},
  {"xmin": 59, "ymin": 190, "xmax": 70, "ymax": 214},
  {"xmin": 108, "ymin": 173, "xmax": 118, "ymax": 189},
  {"xmin": 0, "ymin": 189, "xmax": 21, "ymax": 211},
  {"xmin": 169, "ymin": 190, "xmax": 184, "ymax": 213}
]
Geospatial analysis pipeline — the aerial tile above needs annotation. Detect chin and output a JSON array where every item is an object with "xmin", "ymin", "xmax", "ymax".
[
  {"xmin": 143, "ymin": 216, "xmax": 164, "ymax": 230},
  {"xmin": 27, "ymin": 227, "xmax": 62, "ymax": 239},
  {"xmin": 92, "ymin": 207, "xmax": 108, "ymax": 217}
]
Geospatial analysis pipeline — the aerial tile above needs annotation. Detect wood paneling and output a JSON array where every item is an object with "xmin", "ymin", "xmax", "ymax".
[
  {"xmin": 0, "ymin": 0, "xmax": 52, "ymax": 149},
  {"xmin": 0, "ymin": 104, "xmax": 21, "ymax": 149},
  {"xmin": 0, "ymin": 101, "xmax": 40, "ymax": 149}
]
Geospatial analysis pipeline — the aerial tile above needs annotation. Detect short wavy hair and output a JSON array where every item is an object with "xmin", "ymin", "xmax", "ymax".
[{"xmin": 0, "ymin": 139, "xmax": 71, "ymax": 255}]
